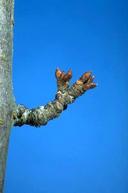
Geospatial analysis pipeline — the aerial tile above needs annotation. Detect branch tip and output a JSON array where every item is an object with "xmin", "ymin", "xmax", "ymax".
[{"xmin": 13, "ymin": 68, "xmax": 96, "ymax": 127}]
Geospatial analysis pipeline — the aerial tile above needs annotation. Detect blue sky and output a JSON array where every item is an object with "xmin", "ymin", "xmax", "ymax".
[{"xmin": 4, "ymin": 0, "xmax": 128, "ymax": 193}]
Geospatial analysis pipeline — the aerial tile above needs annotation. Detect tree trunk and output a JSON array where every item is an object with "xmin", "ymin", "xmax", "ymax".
[{"xmin": 0, "ymin": 0, "xmax": 15, "ymax": 192}]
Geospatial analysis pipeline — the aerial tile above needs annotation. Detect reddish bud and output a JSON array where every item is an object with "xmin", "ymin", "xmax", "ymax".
[
  {"xmin": 63, "ymin": 70, "xmax": 72, "ymax": 81},
  {"xmin": 55, "ymin": 68, "xmax": 62, "ymax": 79},
  {"xmin": 80, "ymin": 71, "xmax": 92, "ymax": 83},
  {"xmin": 90, "ymin": 82, "xmax": 97, "ymax": 88}
]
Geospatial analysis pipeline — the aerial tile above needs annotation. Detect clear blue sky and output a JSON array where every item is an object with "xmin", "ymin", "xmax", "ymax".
[{"xmin": 4, "ymin": 0, "xmax": 128, "ymax": 193}]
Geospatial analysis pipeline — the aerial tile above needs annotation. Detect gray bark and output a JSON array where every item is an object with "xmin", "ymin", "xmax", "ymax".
[
  {"xmin": 0, "ymin": 0, "xmax": 15, "ymax": 192},
  {"xmin": 0, "ymin": 0, "xmax": 96, "ymax": 193}
]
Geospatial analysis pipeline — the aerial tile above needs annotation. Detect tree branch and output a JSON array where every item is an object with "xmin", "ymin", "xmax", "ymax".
[{"xmin": 13, "ymin": 69, "xmax": 96, "ymax": 127}]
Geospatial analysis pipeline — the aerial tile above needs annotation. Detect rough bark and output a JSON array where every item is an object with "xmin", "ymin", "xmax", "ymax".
[{"xmin": 0, "ymin": 0, "xmax": 96, "ymax": 193}]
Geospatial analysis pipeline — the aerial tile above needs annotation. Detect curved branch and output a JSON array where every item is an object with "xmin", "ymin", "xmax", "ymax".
[{"xmin": 13, "ymin": 69, "xmax": 96, "ymax": 127}]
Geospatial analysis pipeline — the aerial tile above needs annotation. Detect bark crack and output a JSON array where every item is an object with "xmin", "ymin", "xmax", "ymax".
[{"xmin": 13, "ymin": 68, "xmax": 96, "ymax": 127}]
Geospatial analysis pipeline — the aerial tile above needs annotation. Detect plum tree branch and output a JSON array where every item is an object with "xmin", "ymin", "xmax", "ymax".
[
  {"xmin": 0, "ymin": 0, "xmax": 97, "ymax": 192},
  {"xmin": 13, "ymin": 69, "xmax": 96, "ymax": 127}
]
